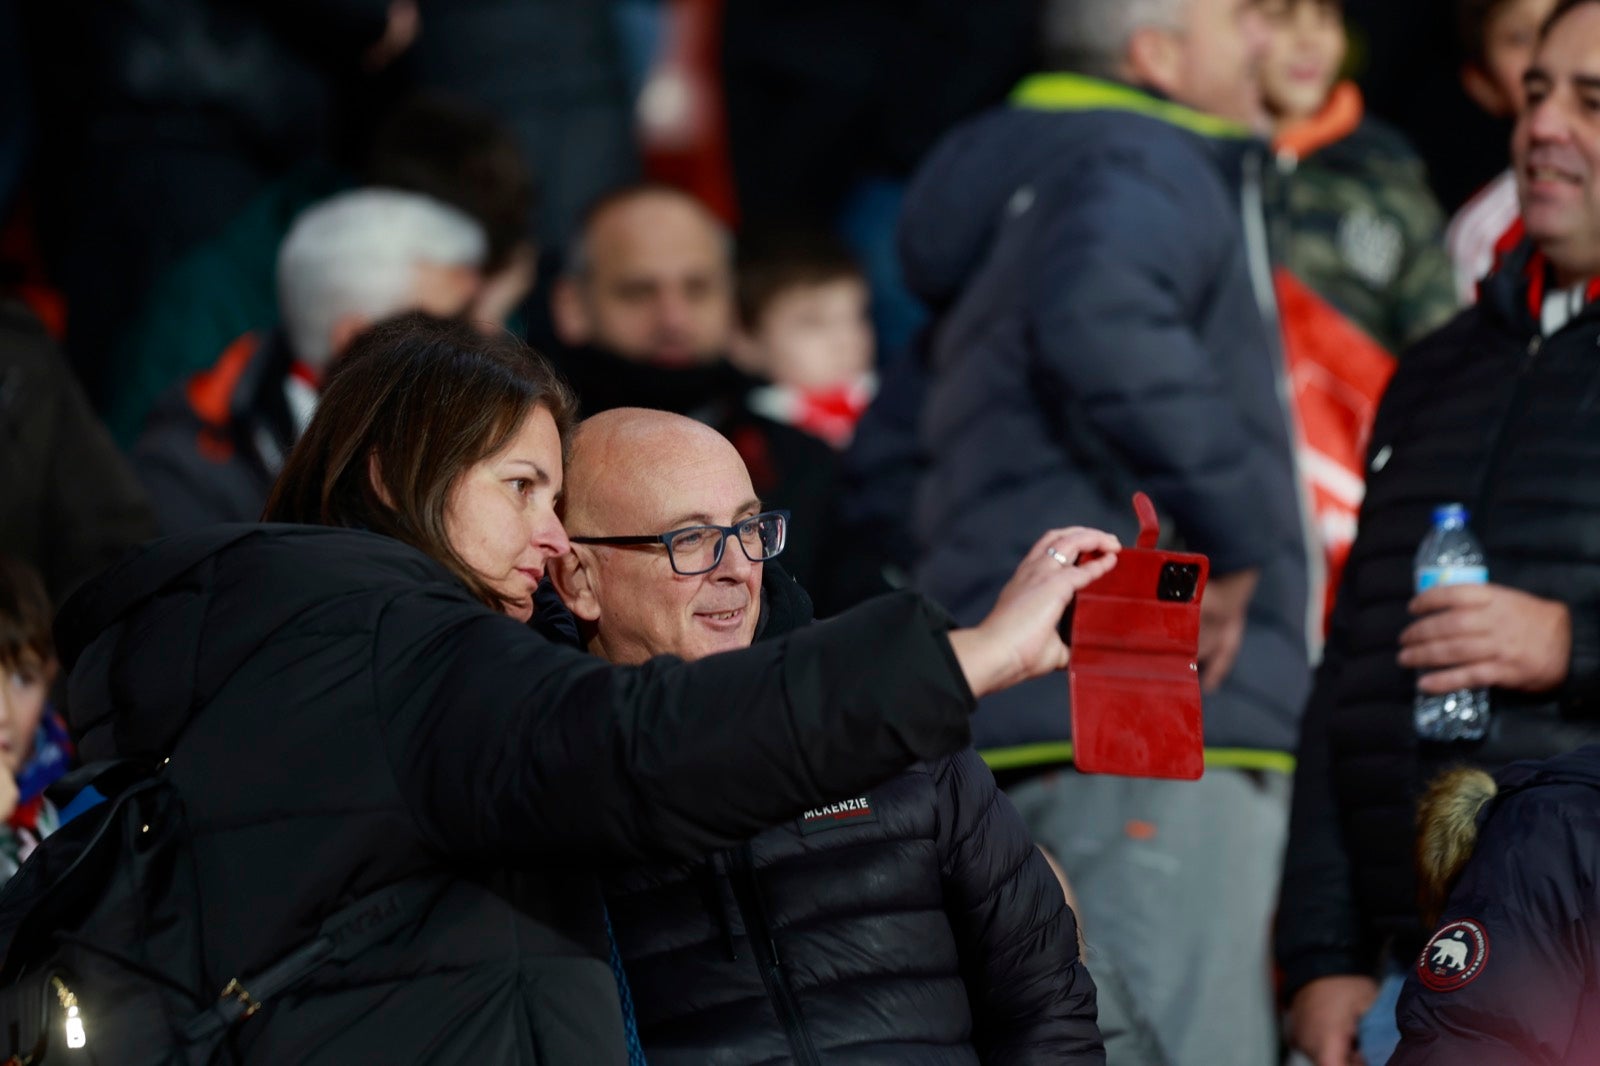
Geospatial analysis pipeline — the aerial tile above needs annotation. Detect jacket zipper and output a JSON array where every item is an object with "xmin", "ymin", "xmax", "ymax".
[
  {"xmin": 1240, "ymin": 146, "xmax": 1327, "ymax": 663},
  {"xmin": 725, "ymin": 843, "xmax": 822, "ymax": 1066},
  {"xmin": 1471, "ymin": 331, "xmax": 1545, "ymax": 533}
]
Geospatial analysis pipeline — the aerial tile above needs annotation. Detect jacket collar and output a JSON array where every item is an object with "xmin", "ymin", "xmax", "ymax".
[
  {"xmin": 1273, "ymin": 81, "xmax": 1364, "ymax": 162},
  {"xmin": 1009, "ymin": 72, "xmax": 1252, "ymax": 140},
  {"xmin": 752, "ymin": 564, "xmax": 813, "ymax": 644},
  {"xmin": 1482, "ymin": 233, "xmax": 1600, "ymax": 336}
]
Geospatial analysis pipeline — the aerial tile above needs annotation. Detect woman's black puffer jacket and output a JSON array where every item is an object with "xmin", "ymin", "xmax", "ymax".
[{"xmin": 54, "ymin": 525, "xmax": 978, "ymax": 1064}]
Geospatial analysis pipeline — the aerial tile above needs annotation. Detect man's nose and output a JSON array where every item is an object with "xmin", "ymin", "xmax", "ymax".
[
  {"xmin": 1525, "ymin": 92, "xmax": 1570, "ymax": 143},
  {"xmin": 656, "ymin": 289, "xmax": 696, "ymax": 335},
  {"xmin": 711, "ymin": 534, "xmax": 757, "ymax": 580}
]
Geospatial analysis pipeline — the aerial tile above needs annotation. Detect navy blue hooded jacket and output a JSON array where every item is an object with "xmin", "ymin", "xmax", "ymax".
[
  {"xmin": 901, "ymin": 74, "xmax": 1314, "ymax": 766},
  {"xmin": 1391, "ymin": 745, "xmax": 1600, "ymax": 1065}
]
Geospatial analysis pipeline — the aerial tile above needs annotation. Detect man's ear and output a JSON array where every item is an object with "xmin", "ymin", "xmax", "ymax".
[
  {"xmin": 551, "ymin": 276, "xmax": 592, "ymax": 347},
  {"xmin": 1461, "ymin": 63, "xmax": 1513, "ymax": 118},
  {"xmin": 549, "ymin": 550, "xmax": 602, "ymax": 623},
  {"xmin": 1125, "ymin": 25, "xmax": 1184, "ymax": 101}
]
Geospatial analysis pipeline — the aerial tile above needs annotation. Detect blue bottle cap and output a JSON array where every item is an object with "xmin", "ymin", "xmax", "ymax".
[{"xmin": 1433, "ymin": 503, "xmax": 1469, "ymax": 525}]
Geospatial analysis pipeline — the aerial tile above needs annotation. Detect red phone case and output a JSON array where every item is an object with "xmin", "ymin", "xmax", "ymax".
[{"xmin": 1068, "ymin": 492, "xmax": 1209, "ymax": 780}]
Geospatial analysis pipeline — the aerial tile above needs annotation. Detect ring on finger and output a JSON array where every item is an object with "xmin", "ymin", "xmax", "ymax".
[{"xmin": 1046, "ymin": 547, "xmax": 1072, "ymax": 567}]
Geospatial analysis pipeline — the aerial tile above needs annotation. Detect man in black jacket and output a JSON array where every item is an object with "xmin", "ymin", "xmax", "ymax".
[
  {"xmin": 1279, "ymin": 3, "xmax": 1600, "ymax": 1062},
  {"xmin": 548, "ymin": 407, "xmax": 1105, "ymax": 1064}
]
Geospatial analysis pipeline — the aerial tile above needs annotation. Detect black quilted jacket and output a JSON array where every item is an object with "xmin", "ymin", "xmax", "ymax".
[
  {"xmin": 1277, "ymin": 243, "xmax": 1600, "ymax": 998},
  {"xmin": 603, "ymin": 570, "xmax": 1104, "ymax": 1065}
]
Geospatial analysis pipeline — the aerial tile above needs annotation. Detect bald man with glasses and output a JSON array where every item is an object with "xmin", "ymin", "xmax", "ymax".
[{"xmin": 547, "ymin": 406, "xmax": 1105, "ymax": 1065}]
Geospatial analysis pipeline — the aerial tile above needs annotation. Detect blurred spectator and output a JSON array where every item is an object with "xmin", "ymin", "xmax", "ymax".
[
  {"xmin": 413, "ymin": 0, "xmax": 638, "ymax": 247},
  {"xmin": 549, "ymin": 184, "xmax": 837, "ymax": 591},
  {"xmin": 105, "ymin": 94, "xmax": 537, "ymax": 447},
  {"xmin": 0, "ymin": 300, "xmax": 155, "ymax": 603},
  {"xmin": 549, "ymin": 408, "xmax": 1104, "ymax": 1063},
  {"xmin": 0, "ymin": 555, "xmax": 71, "ymax": 884},
  {"xmin": 1278, "ymin": 4, "xmax": 1600, "ymax": 1063},
  {"xmin": 900, "ymin": 0, "xmax": 1313, "ymax": 1063},
  {"xmin": 1263, "ymin": 0, "xmax": 1458, "ymax": 353},
  {"xmin": 1446, "ymin": 0, "xmax": 1558, "ymax": 301},
  {"xmin": 1260, "ymin": 0, "xmax": 1458, "ymax": 632},
  {"xmin": 24, "ymin": 0, "xmax": 419, "ymax": 407},
  {"xmin": 133, "ymin": 190, "xmax": 486, "ymax": 533},
  {"xmin": 730, "ymin": 229, "xmax": 877, "ymax": 448},
  {"xmin": 1391, "ymin": 750, "xmax": 1600, "ymax": 1063}
]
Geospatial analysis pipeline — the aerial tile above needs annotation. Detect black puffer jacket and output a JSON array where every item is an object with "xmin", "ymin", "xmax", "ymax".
[
  {"xmin": 604, "ymin": 571, "xmax": 1102, "ymax": 1065},
  {"xmin": 54, "ymin": 524, "xmax": 977, "ymax": 1063},
  {"xmin": 1277, "ymin": 245, "xmax": 1600, "ymax": 997}
]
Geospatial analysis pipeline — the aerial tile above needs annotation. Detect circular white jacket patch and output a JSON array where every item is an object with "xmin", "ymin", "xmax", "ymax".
[{"xmin": 1417, "ymin": 918, "xmax": 1490, "ymax": 992}]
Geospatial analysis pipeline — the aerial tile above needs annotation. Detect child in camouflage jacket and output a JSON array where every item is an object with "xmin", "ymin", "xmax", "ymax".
[{"xmin": 1259, "ymin": 0, "xmax": 1460, "ymax": 355}]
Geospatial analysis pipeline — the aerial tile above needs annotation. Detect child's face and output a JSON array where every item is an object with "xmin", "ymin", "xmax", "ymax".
[
  {"xmin": 1257, "ymin": 0, "xmax": 1347, "ymax": 123},
  {"xmin": 0, "ymin": 654, "xmax": 52, "ymax": 777},
  {"xmin": 1476, "ymin": 0, "xmax": 1560, "ymax": 116},
  {"xmin": 748, "ymin": 278, "xmax": 874, "ymax": 392}
]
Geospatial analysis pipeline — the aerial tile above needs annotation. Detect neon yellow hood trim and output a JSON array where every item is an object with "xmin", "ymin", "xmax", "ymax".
[{"xmin": 1010, "ymin": 72, "xmax": 1252, "ymax": 141}]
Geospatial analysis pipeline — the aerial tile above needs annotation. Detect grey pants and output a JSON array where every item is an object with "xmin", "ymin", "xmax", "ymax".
[{"xmin": 1010, "ymin": 768, "xmax": 1291, "ymax": 1066}]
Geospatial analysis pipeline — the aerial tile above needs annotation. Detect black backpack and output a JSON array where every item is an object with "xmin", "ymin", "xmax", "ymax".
[{"xmin": 0, "ymin": 760, "xmax": 440, "ymax": 1066}]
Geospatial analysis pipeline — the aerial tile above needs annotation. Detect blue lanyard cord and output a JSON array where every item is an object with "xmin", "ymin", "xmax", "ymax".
[{"xmin": 603, "ymin": 905, "xmax": 648, "ymax": 1066}]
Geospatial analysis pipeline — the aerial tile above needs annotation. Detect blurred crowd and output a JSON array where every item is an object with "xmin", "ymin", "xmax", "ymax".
[{"xmin": 3, "ymin": 0, "xmax": 1600, "ymax": 1063}]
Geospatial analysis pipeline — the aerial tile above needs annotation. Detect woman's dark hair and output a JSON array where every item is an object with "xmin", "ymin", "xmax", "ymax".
[
  {"xmin": 0, "ymin": 554, "xmax": 54, "ymax": 673},
  {"xmin": 265, "ymin": 313, "xmax": 577, "ymax": 612}
]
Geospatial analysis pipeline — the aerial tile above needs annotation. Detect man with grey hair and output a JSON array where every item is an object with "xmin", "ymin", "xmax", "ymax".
[
  {"xmin": 900, "ymin": 0, "xmax": 1308, "ymax": 1064},
  {"xmin": 134, "ymin": 188, "xmax": 486, "ymax": 532}
]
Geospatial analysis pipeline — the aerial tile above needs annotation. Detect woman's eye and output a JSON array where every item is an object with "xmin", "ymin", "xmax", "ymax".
[{"xmin": 510, "ymin": 478, "xmax": 532, "ymax": 496}]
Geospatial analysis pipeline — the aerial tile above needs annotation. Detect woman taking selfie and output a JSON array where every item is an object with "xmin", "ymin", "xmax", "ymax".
[{"xmin": 53, "ymin": 315, "xmax": 1117, "ymax": 1063}]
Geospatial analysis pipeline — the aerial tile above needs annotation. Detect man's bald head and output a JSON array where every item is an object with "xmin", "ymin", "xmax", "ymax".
[
  {"xmin": 554, "ymin": 408, "xmax": 768, "ymax": 664},
  {"xmin": 552, "ymin": 185, "xmax": 735, "ymax": 367},
  {"xmin": 563, "ymin": 408, "xmax": 745, "ymax": 532}
]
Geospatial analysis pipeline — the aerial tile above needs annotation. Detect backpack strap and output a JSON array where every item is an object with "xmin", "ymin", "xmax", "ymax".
[{"xmin": 179, "ymin": 876, "xmax": 447, "ymax": 1045}]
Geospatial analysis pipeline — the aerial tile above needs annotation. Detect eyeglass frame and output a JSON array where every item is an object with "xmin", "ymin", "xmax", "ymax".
[{"xmin": 568, "ymin": 509, "xmax": 790, "ymax": 576}]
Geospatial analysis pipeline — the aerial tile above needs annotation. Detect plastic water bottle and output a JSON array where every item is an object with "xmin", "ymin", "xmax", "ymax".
[{"xmin": 1414, "ymin": 504, "xmax": 1490, "ymax": 741}]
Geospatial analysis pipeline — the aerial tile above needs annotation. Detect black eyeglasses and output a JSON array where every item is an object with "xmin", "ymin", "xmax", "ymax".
[{"xmin": 570, "ymin": 510, "xmax": 790, "ymax": 576}]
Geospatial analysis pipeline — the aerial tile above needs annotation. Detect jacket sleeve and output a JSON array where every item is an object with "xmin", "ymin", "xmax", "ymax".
[
  {"xmin": 372, "ymin": 587, "xmax": 976, "ymax": 867},
  {"xmin": 936, "ymin": 749, "xmax": 1104, "ymax": 1063},
  {"xmin": 1027, "ymin": 163, "xmax": 1273, "ymax": 575},
  {"xmin": 1389, "ymin": 787, "xmax": 1596, "ymax": 1066},
  {"xmin": 1275, "ymin": 589, "xmax": 1380, "ymax": 998}
]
